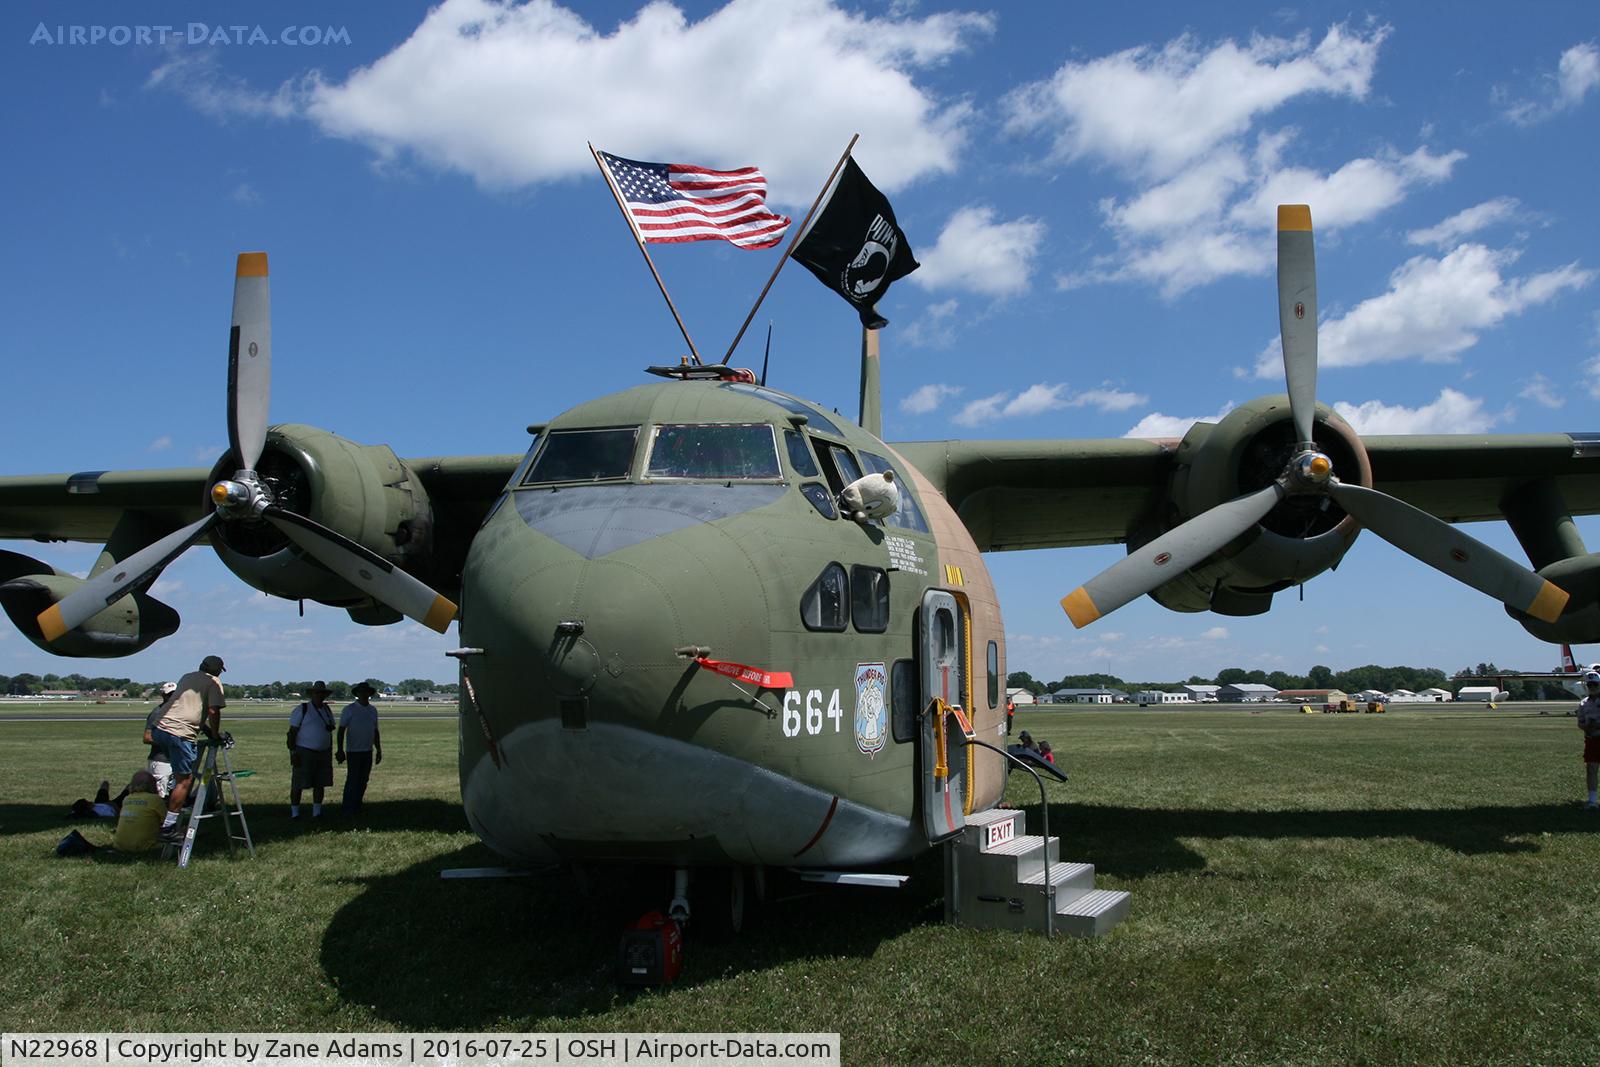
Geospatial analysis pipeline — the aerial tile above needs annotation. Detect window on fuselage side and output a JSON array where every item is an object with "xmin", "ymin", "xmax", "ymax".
[
  {"xmin": 801, "ymin": 563, "xmax": 849, "ymax": 632},
  {"xmin": 891, "ymin": 659, "xmax": 916, "ymax": 743},
  {"xmin": 524, "ymin": 427, "xmax": 638, "ymax": 485},
  {"xmin": 859, "ymin": 451, "xmax": 930, "ymax": 533},
  {"xmin": 645, "ymin": 423, "xmax": 781, "ymax": 481},
  {"xmin": 851, "ymin": 565, "xmax": 889, "ymax": 633},
  {"xmin": 811, "ymin": 439, "xmax": 865, "ymax": 496},
  {"xmin": 987, "ymin": 641, "xmax": 999, "ymax": 709}
]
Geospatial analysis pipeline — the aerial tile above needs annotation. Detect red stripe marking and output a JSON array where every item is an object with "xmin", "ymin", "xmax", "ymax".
[{"xmin": 792, "ymin": 795, "xmax": 839, "ymax": 857}]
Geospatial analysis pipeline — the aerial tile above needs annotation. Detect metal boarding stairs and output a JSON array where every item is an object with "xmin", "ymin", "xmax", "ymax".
[
  {"xmin": 163, "ymin": 735, "xmax": 256, "ymax": 869},
  {"xmin": 946, "ymin": 807, "xmax": 1129, "ymax": 937},
  {"xmin": 926, "ymin": 702, "xmax": 1129, "ymax": 937}
]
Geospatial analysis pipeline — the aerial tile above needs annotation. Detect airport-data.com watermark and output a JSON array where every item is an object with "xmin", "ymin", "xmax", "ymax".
[{"xmin": 30, "ymin": 22, "xmax": 352, "ymax": 47}]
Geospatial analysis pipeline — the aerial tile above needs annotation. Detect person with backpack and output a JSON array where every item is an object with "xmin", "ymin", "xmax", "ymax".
[{"xmin": 287, "ymin": 681, "xmax": 337, "ymax": 819}]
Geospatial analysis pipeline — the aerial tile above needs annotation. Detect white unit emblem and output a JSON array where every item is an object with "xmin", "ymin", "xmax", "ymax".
[{"xmin": 854, "ymin": 662, "xmax": 888, "ymax": 759}]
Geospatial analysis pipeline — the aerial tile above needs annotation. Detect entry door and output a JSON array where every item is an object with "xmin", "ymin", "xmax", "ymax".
[{"xmin": 919, "ymin": 589, "xmax": 966, "ymax": 842}]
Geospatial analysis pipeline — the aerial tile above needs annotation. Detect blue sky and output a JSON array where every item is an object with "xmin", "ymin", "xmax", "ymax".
[{"xmin": 3, "ymin": 0, "xmax": 1598, "ymax": 685}]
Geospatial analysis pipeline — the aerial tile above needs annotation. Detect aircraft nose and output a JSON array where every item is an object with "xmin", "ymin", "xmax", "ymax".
[{"xmin": 459, "ymin": 499, "xmax": 772, "ymax": 730}]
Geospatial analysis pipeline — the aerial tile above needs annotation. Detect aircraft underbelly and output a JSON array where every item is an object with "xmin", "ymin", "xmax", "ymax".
[{"xmin": 462, "ymin": 720, "xmax": 920, "ymax": 868}]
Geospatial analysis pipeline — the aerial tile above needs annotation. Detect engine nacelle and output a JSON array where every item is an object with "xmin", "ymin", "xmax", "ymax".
[
  {"xmin": 0, "ymin": 550, "xmax": 179, "ymax": 657},
  {"xmin": 1138, "ymin": 395, "xmax": 1372, "ymax": 615},
  {"xmin": 207, "ymin": 424, "xmax": 437, "ymax": 619},
  {"xmin": 1509, "ymin": 554, "xmax": 1600, "ymax": 643}
]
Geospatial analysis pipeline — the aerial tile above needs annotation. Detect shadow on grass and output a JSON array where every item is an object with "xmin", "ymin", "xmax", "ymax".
[
  {"xmin": 320, "ymin": 846, "xmax": 939, "ymax": 1028},
  {"xmin": 1052, "ymin": 801, "xmax": 1598, "ymax": 879},
  {"xmin": 247, "ymin": 798, "xmax": 471, "ymax": 838},
  {"xmin": 0, "ymin": 804, "xmax": 91, "ymax": 837}
]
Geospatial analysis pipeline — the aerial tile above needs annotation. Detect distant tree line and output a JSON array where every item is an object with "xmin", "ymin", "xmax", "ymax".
[
  {"xmin": 1, "ymin": 672, "xmax": 457, "ymax": 700},
  {"xmin": 1007, "ymin": 663, "xmax": 1573, "ymax": 701}
]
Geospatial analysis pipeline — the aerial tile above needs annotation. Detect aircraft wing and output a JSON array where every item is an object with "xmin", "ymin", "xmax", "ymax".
[
  {"xmin": 0, "ymin": 468, "xmax": 214, "ymax": 543},
  {"xmin": 0, "ymin": 456, "xmax": 519, "ymax": 545},
  {"xmin": 892, "ymin": 438, "xmax": 1177, "ymax": 551},
  {"xmin": 894, "ymin": 431, "xmax": 1600, "ymax": 553}
]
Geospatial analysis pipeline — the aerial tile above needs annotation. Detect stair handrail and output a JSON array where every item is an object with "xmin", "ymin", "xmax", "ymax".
[{"xmin": 959, "ymin": 736, "xmax": 1057, "ymax": 938}]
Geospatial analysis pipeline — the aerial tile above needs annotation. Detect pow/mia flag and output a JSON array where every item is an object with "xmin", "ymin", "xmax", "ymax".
[{"xmin": 792, "ymin": 158, "xmax": 918, "ymax": 329}]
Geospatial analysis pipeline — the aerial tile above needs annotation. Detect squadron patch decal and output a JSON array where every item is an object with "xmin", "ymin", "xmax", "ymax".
[{"xmin": 854, "ymin": 662, "xmax": 888, "ymax": 759}]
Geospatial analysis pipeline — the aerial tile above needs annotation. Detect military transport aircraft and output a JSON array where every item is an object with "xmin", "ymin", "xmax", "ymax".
[{"xmin": 3, "ymin": 206, "xmax": 1600, "ymax": 932}]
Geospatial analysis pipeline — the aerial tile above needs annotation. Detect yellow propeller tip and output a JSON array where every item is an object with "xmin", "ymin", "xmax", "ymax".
[
  {"xmin": 37, "ymin": 604, "xmax": 67, "ymax": 643},
  {"xmin": 1278, "ymin": 205, "xmax": 1312, "ymax": 232},
  {"xmin": 1528, "ymin": 581, "xmax": 1569, "ymax": 625},
  {"xmin": 1060, "ymin": 588, "xmax": 1101, "ymax": 629},
  {"xmin": 423, "ymin": 596, "xmax": 458, "ymax": 634},
  {"xmin": 236, "ymin": 252, "xmax": 269, "ymax": 277}
]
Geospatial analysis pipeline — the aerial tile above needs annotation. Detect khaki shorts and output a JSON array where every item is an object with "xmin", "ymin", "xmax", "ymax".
[{"xmin": 291, "ymin": 747, "xmax": 334, "ymax": 790}]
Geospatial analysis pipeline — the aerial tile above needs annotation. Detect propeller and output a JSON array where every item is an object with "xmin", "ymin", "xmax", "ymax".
[
  {"xmin": 39, "ymin": 253, "xmax": 458, "ymax": 644},
  {"xmin": 1062, "ymin": 205, "xmax": 1569, "ymax": 630}
]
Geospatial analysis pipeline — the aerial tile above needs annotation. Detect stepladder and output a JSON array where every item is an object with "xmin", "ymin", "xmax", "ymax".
[{"xmin": 165, "ymin": 734, "xmax": 256, "ymax": 868}]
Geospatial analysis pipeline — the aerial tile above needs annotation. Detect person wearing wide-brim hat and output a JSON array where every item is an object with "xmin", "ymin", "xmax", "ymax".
[
  {"xmin": 287, "ymin": 680, "xmax": 336, "ymax": 819},
  {"xmin": 337, "ymin": 682, "xmax": 383, "ymax": 815}
]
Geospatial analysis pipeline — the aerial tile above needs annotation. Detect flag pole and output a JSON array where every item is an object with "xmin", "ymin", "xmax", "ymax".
[
  {"xmin": 589, "ymin": 142, "xmax": 702, "ymax": 365},
  {"xmin": 720, "ymin": 133, "xmax": 859, "ymax": 365}
]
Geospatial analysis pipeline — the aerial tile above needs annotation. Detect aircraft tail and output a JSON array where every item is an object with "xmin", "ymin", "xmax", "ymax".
[
  {"xmin": 858, "ymin": 326, "xmax": 881, "ymax": 438},
  {"xmin": 1562, "ymin": 643, "xmax": 1577, "ymax": 672}
]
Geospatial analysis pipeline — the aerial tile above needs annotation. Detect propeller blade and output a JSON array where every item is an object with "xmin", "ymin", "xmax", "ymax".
[
  {"xmin": 1277, "ymin": 205, "xmax": 1318, "ymax": 446},
  {"xmin": 263, "ymin": 508, "xmax": 457, "ymax": 633},
  {"xmin": 1062, "ymin": 483, "xmax": 1284, "ymax": 628},
  {"xmin": 228, "ymin": 252, "xmax": 272, "ymax": 472},
  {"xmin": 1328, "ymin": 482, "xmax": 1569, "ymax": 624},
  {"xmin": 37, "ymin": 512, "xmax": 218, "ymax": 642}
]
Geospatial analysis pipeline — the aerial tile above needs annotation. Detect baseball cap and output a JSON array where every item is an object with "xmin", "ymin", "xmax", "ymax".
[
  {"xmin": 159, "ymin": 681, "xmax": 177, "ymax": 696},
  {"xmin": 1585, "ymin": 671, "xmax": 1600, "ymax": 686},
  {"xmin": 199, "ymin": 655, "xmax": 226, "ymax": 675}
]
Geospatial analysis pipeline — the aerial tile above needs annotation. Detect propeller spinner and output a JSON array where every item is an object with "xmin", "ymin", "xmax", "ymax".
[
  {"xmin": 38, "ymin": 254, "xmax": 458, "ymax": 643},
  {"xmin": 1061, "ymin": 205, "xmax": 1569, "ymax": 630}
]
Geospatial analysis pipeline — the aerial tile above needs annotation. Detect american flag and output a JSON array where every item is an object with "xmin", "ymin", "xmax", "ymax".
[{"xmin": 598, "ymin": 151, "xmax": 791, "ymax": 250}]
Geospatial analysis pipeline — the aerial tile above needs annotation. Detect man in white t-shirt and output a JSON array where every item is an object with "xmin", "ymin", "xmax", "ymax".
[
  {"xmin": 287, "ymin": 681, "xmax": 336, "ymax": 819},
  {"xmin": 336, "ymin": 681, "xmax": 383, "ymax": 814},
  {"xmin": 143, "ymin": 681, "xmax": 178, "ymax": 797}
]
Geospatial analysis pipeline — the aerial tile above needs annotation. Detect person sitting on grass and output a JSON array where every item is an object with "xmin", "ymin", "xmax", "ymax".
[{"xmin": 109, "ymin": 771, "xmax": 166, "ymax": 852}]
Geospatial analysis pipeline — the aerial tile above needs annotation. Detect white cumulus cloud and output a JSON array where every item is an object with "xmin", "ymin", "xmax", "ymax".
[
  {"xmin": 1331, "ymin": 388, "xmax": 1503, "ymax": 434},
  {"xmin": 1500, "ymin": 42, "xmax": 1600, "ymax": 125},
  {"xmin": 900, "ymin": 383, "xmax": 962, "ymax": 414},
  {"xmin": 1406, "ymin": 197, "xmax": 1522, "ymax": 248},
  {"xmin": 1123, "ymin": 402, "xmax": 1236, "ymax": 438},
  {"xmin": 284, "ymin": 0, "xmax": 994, "ymax": 200},
  {"xmin": 1003, "ymin": 24, "xmax": 1387, "ymax": 180},
  {"xmin": 1250, "ymin": 244, "xmax": 1595, "ymax": 376},
  {"xmin": 911, "ymin": 206, "xmax": 1047, "ymax": 297}
]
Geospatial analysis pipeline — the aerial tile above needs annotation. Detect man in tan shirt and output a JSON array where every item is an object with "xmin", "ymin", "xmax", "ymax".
[{"xmin": 151, "ymin": 654, "xmax": 227, "ymax": 842}]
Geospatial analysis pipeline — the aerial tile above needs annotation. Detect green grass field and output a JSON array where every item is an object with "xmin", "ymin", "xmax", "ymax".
[{"xmin": 2, "ymin": 703, "xmax": 1598, "ymax": 1065}]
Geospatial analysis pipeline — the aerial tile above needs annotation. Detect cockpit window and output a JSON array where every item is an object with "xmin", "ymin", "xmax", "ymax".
[
  {"xmin": 645, "ymin": 424, "xmax": 781, "ymax": 480},
  {"xmin": 523, "ymin": 427, "xmax": 638, "ymax": 485},
  {"xmin": 718, "ymin": 383, "xmax": 844, "ymax": 437},
  {"xmin": 784, "ymin": 430, "xmax": 820, "ymax": 478},
  {"xmin": 860, "ymin": 451, "xmax": 930, "ymax": 533},
  {"xmin": 482, "ymin": 433, "xmax": 541, "ymax": 525}
]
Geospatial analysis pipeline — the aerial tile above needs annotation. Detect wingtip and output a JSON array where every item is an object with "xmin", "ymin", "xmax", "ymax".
[
  {"xmin": 37, "ymin": 603, "xmax": 67, "ymax": 642},
  {"xmin": 1278, "ymin": 204, "xmax": 1312, "ymax": 232},
  {"xmin": 423, "ymin": 596, "xmax": 459, "ymax": 634},
  {"xmin": 1060, "ymin": 587, "xmax": 1101, "ymax": 629},
  {"xmin": 1527, "ymin": 581, "xmax": 1569, "ymax": 625}
]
